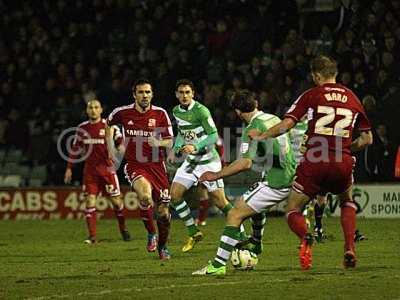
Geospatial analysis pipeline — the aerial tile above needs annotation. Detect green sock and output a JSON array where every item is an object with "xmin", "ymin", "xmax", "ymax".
[
  {"xmin": 213, "ymin": 225, "xmax": 241, "ymax": 268},
  {"xmin": 251, "ymin": 212, "xmax": 266, "ymax": 243},
  {"xmin": 221, "ymin": 202, "xmax": 233, "ymax": 215},
  {"xmin": 172, "ymin": 199, "xmax": 198, "ymax": 236},
  {"xmin": 221, "ymin": 202, "xmax": 246, "ymax": 237}
]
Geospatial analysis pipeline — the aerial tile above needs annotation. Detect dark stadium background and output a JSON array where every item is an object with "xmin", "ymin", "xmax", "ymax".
[{"xmin": 0, "ymin": 0, "xmax": 399, "ymax": 187}]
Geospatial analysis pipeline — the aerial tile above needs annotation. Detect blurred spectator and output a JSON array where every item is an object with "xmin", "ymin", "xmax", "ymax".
[
  {"xmin": 4, "ymin": 109, "xmax": 29, "ymax": 151},
  {"xmin": 207, "ymin": 19, "xmax": 231, "ymax": 57},
  {"xmin": 228, "ymin": 17, "xmax": 257, "ymax": 63},
  {"xmin": 362, "ymin": 94, "xmax": 379, "ymax": 126},
  {"xmin": 374, "ymin": 124, "xmax": 395, "ymax": 181}
]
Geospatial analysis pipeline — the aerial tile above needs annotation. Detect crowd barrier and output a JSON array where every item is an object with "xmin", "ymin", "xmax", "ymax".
[{"xmin": 0, "ymin": 184, "xmax": 399, "ymax": 220}]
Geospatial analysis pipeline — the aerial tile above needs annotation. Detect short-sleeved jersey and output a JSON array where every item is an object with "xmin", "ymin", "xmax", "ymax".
[
  {"xmin": 285, "ymin": 83, "xmax": 371, "ymax": 155},
  {"xmin": 241, "ymin": 111, "xmax": 296, "ymax": 189},
  {"xmin": 68, "ymin": 119, "xmax": 121, "ymax": 168},
  {"xmin": 107, "ymin": 104, "xmax": 173, "ymax": 164},
  {"xmin": 172, "ymin": 101, "xmax": 219, "ymax": 164}
]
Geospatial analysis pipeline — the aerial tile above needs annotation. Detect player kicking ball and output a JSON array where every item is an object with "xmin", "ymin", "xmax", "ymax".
[
  {"xmin": 64, "ymin": 100, "xmax": 130, "ymax": 244},
  {"xmin": 249, "ymin": 55, "xmax": 372, "ymax": 270},
  {"xmin": 106, "ymin": 79, "xmax": 173, "ymax": 260},
  {"xmin": 192, "ymin": 90, "xmax": 297, "ymax": 275}
]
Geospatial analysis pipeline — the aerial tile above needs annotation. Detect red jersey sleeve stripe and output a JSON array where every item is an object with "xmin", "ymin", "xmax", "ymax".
[
  {"xmin": 153, "ymin": 105, "xmax": 174, "ymax": 137},
  {"xmin": 108, "ymin": 104, "xmax": 134, "ymax": 124},
  {"xmin": 284, "ymin": 114, "xmax": 299, "ymax": 121}
]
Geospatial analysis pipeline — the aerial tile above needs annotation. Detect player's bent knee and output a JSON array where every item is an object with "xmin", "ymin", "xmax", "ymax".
[
  {"xmin": 170, "ymin": 182, "xmax": 186, "ymax": 202},
  {"xmin": 209, "ymin": 189, "xmax": 228, "ymax": 208},
  {"xmin": 285, "ymin": 190, "xmax": 309, "ymax": 212},
  {"xmin": 157, "ymin": 203, "xmax": 168, "ymax": 214},
  {"xmin": 157, "ymin": 211, "xmax": 170, "ymax": 222},
  {"xmin": 133, "ymin": 177, "xmax": 152, "ymax": 196},
  {"xmin": 226, "ymin": 208, "xmax": 242, "ymax": 225},
  {"xmin": 138, "ymin": 194, "xmax": 153, "ymax": 209},
  {"xmin": 338, "ymin": 188, "xmax": 353, "ymax": 205},
  {"xmin": 110, "ymin": 195, "xmax": 123, "ymax": 207}
]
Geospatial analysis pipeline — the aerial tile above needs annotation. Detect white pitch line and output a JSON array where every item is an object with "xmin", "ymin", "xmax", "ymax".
[{"xmin": 25, "ymin": 278, "xmax": 290, "ymax": 300}]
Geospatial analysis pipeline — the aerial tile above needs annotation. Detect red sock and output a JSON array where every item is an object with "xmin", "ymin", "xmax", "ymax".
[
  {"xmin": 341, "ymin": 202, "xmax": 357, "ymax": 252},
  {"xmin": 198, "ymin": 197, "xmax": 209, "ymax": 223},
  {"xmin": 140, "ymin": 206, "xmax": 156, "ymax": 234},
  {"xmin": 113, "ymin": 206, "xmax": 126, "ymax": 233},
  {"xmin": 287, "ymin": 210, "xmax": 307, "ymax": 240},
  {"xmin": 85, "ymin": 207, "xmax": 97, "ymax": 238},
  {"xmin": 157, "ymin": 214, "xmax": 171, "ymax": 248}
]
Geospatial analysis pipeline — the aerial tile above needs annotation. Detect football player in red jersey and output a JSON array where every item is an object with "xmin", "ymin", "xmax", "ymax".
[
  {"xmin": 106, "ymin": 79, "xmax": 173, "ymax": 260},
  {"xmin": 64, "ymin": 100, "xmax": 130, "ymax": 244},
  {"xmin": 249, "ymin": 55, "xmax": 373, "ymax": 270}
]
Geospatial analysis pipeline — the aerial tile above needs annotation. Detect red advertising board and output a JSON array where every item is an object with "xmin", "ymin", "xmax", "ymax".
[{"xmin": 0, "ymin": 187, "xmax": 140, "ymax": 220}]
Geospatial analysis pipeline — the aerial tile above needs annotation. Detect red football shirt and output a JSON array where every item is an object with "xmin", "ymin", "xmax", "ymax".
[
  {"xmin": 107, "ymin": 104, "xmax": 173, "ymax": 164},
  {"xmin": 285, "ymin": 83, "xmax": 371, "ymax": 155},
  {"xmin": 67, "ymin": 119, "xmax": 121, "ymax": 168}
]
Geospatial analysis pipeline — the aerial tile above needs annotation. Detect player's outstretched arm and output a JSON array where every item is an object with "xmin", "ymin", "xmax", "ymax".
[
  {"xmin": 148, "ymin": 136, "xmax": 173, "ymax": 148},
  {"xmin": 199, "ymin": 158, "xmax": 252, "ymax": 182},
  {"xmin": 351, "ymin": 130, "xmax": 373, "ymax": 152},
  {"xmin": 249, "ymin": 118, "xmax": 296, "ymax": 140}
]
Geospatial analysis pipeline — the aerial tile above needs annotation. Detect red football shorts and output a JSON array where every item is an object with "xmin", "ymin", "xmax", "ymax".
[
  {"xmin": 82, "ymin": 164, "xmax": 121, "ymax": 197},
  {"xmin": 292, "ymin": 152, "xmax": 353, "ymax": 198},
  {"xmin": 123, "ymin": 161, "xmax": 170, "ymax": 204}
]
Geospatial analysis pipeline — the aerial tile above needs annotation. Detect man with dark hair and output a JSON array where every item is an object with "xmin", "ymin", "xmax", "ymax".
[
  {"xmin": 193, "ymin": 90, "xmax": 296, "ymax": 275},
  {"xmin": 168, "ymin": 79, "xmax": 243, "ymax": 253},
  {"xmin": 250, "ymin": 55, "xmax": 373, "ymax": 270},
  {"xmin": 106, "ymin": 79, "xmax": 173, "ymax": 260}
]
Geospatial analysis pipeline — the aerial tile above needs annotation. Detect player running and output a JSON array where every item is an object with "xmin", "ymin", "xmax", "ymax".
[
  {"xmin": 250, "ymin": 55, "xmax": 373, "ymax": 270},
  {"xmin": 64, "ymin": 100, "xmax": 130, "ymax": 244},
  {"xmin": 168, "ymin": 79, "xmax": 243, "ymax": 252},
  {"xmin": 106, "ymin": 79, "xmax": 173, "ymax": 260},
  {"xmin": 193, "ymin": 90, "xmax": 297, "ymax": 275}
]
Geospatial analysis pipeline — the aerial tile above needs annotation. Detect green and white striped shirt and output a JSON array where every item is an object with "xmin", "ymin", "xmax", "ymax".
[{"xmin": 172, "ymin": 101, "xmax": 219, "ymax": 164}]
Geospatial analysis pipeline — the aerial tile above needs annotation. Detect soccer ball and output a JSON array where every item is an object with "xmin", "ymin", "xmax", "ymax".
[{"xmin": 230, "ymin": 249, "xmax": 258, "ymax": 270}]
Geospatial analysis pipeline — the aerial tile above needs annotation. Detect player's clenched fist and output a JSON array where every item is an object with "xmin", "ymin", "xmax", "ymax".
[
  {"xmin": 180, "ymin": 144, "xmax": 196, "ymax": 154},
  {"xmin": 147, "ymin": 136, "xmax": 160, "ymax": 147}
]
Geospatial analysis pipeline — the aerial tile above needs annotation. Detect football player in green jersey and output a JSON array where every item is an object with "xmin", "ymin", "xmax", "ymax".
[
  {"xmin": 168, "ymin": 79, "xmax": 241, "ymax": 252},
  {"xmin": 193, "ymin": 90, "xmax": 297, "ymax": 275}
]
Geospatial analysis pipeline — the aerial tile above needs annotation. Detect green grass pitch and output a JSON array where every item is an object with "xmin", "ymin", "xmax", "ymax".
[{"xmin": 0, "ymin": 217, "xmax": 399, "ymax": 299}]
